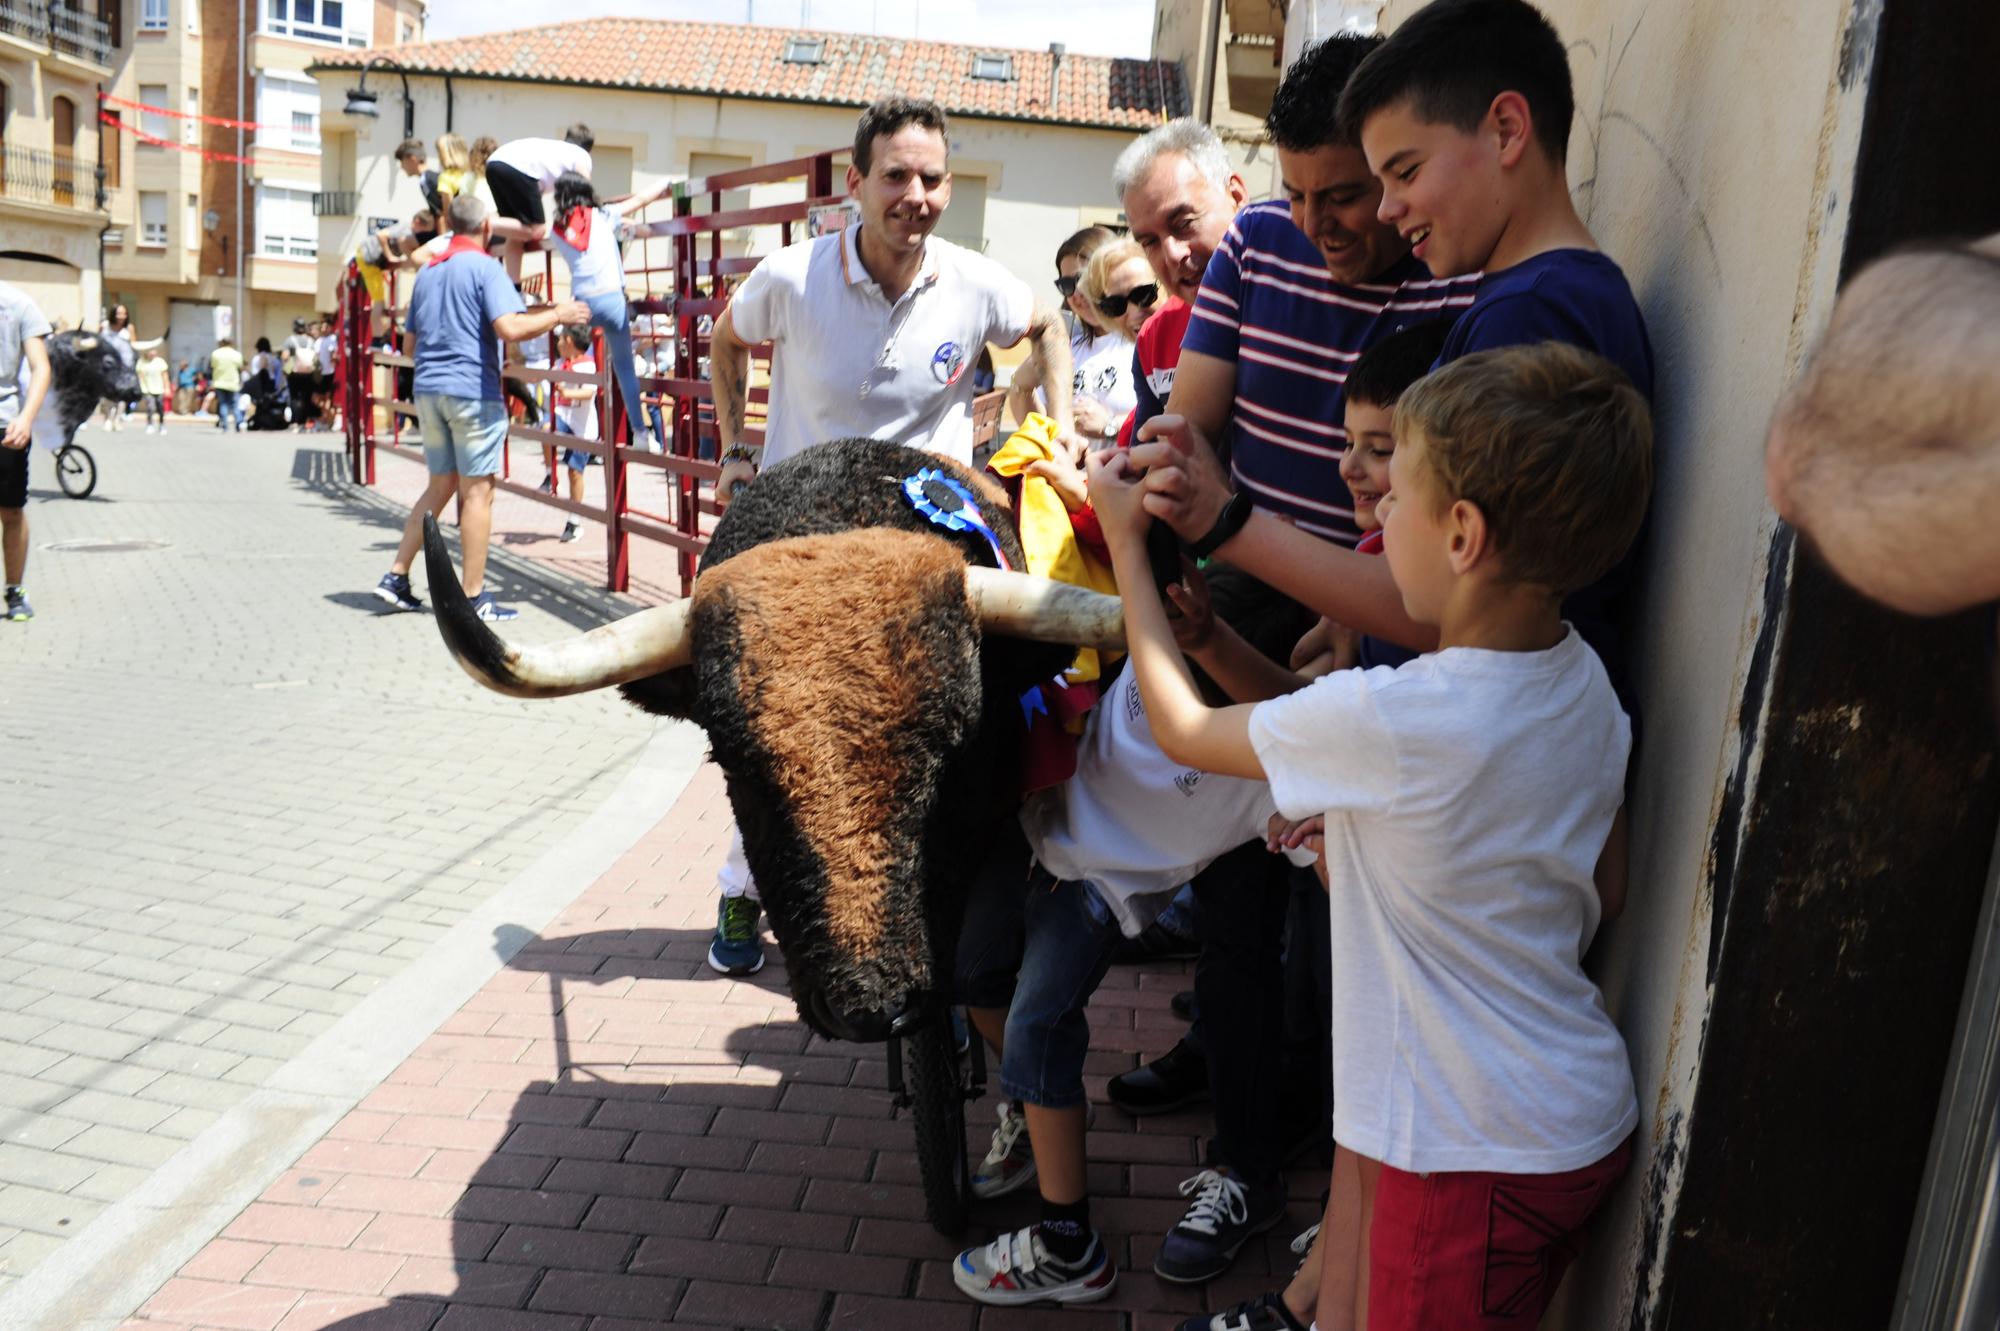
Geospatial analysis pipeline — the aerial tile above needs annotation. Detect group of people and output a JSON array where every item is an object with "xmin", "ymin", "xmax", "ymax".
[
  {"xmin": 691, "ymin": 5, "xmax": 1646, "ymax": 1329},
  {"xmin": 75, "ymin": 305, "xmax": 342, "ymax": 436}
]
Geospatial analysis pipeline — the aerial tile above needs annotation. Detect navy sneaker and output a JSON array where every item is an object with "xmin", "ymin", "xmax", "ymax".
[
  {"xmin": 4, "ymin": 585, "xmax": 32, "ymax": 622},
  {"xmin": 953, "ymin": 1224, "xmax": 1116, "ymax": 1306},
  {"xmin": 470, "ymin": 591, "xmax": 518, "ymax": 623},
  {"xmin": 373, "ymin": 572, "xmax": 423, "ymax": 612},
  {"xmin": 1153, "ymin": 1168, "xmax": 1285, "ymax": 1284},
  {"xmin": 707, "ymin": 893, "xmax": 766, "ymax": 975},
  {"xmin": 1177, "ymin": 1292, "xmax": 1310, "ymax": 1331}
]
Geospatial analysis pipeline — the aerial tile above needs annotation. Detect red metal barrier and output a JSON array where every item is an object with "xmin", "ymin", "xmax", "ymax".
[{"xmin": 340, "ymin": 152, "xmax": 1006, "ymax": 598}]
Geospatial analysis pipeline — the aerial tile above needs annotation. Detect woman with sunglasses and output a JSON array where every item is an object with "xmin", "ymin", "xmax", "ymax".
[{"xmin": 1070, "ymin": 238, "xmax": 1157, "ymax": 445}]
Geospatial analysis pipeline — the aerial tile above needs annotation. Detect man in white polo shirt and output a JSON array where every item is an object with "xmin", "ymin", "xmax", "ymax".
[{"xmin": 700, "ymin": 94, "xmax": 1080, "ymax": 975}]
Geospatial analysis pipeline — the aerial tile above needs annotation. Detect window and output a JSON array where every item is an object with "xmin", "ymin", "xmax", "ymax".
[
  {"xmin": 264, "ymin": 0, "xmax": 369, "ymax": 46},
  {"xmin": 184, "ymin": 87, "xmax": 199, "ymax": 144},
  {"xmin": 933, "ymin": 174, "xmax": 987, "ymax": 252},
  {"xmin": 256, "ymin": 185, "xmax": 316, "ymax": 258},
  {"xmin": 140, "ymin": 84, "xmax": 170, "ymax": 143},
  {"xmin": 185, "ymin": 193, "xmax": 198, "ymax": 249},
  {"xmin": 141, "ymin": 0, "xmax": 168, "ymax": 30},
  {"xmin": 256, "ymin": 75, "xmax": 320, "ymax": 152},
  {"xmin": 971, "ymin": 53, "xmax": 1013, "ymax": 81},
  {"xmin": 783, "ymin": 36, "xmax": 823, "ymax": 64},
  {"xmin": 101, "ymin": 110, "xmax": 121, "ymax": 188},
  {"xmin": 140, "ymin": 191, "xmax": 168, "ymax": 245}
]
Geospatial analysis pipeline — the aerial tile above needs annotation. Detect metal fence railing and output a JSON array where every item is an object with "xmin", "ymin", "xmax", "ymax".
[
  {"xmin": 340, "ymin": 152, "xmax": 1008, "ymax": 599},
  {"xmin": 0, "ymin": 146, "xmax": 105, "ymax": 211}
]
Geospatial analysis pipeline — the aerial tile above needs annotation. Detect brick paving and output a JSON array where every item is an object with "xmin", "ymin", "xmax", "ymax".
[
  {"xmin": 0, "ymin": 424, "xmax": 686, "ymax": 1292},
  {"xmin": 115, "ymin": 763, "xmax": 1329, "ymax": 1331}
]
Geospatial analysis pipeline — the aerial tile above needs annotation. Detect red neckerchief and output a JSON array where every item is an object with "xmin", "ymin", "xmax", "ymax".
[
  {"xmin": 558, "ymin": 206, "xmax": 592, "ymax": 252},
  {"xmin": 426, "ymin": 234, "xmax": 488, "ymax": 267}
]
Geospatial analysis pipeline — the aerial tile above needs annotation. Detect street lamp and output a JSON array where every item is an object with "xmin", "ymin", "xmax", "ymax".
[{"xmin": 344, "ymin": 56, "xmax": 414, "ymax": 139}]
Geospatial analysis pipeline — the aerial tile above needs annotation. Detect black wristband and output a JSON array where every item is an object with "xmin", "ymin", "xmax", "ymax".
[{"xmin": 1185, "ymin": 490, "xmax": 1253, "ymax": 559}]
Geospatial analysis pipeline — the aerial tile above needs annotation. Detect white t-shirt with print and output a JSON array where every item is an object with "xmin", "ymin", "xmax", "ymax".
[
  {"xmin": 1023, "ymin": 666, "xmax": 1308, "ymax": 939},
  {"xmin": 1070, "ymin": 330, "xmax": 1137, "ymax": 437},
  {"xmin": 727, "ymin": 225, "xmax": 1034, "ymax": 470},
  {"xmin": 1248, "ymin": 628, "xmax": 1638, "ymax": 1176}
]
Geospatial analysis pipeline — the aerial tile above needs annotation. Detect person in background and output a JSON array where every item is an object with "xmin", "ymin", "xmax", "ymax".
[
  {"xmin": 468, "ymin": 136, "xmax": 501, "ymax": 230},
  {"xmin": 545, "ymin": 323, "xmax": 598, "ymax": 542},
  {"xmin": 136, "ymin": 343, "xmax": 170, "ymax": 434},
  {"xmin": 355, "ymin": 213, "xmax": 441, "ymax": 316},
  {"xmin": 545, "ymin": 169, "xmax": 673, "ymax": 448},
  {"xmin": 315, "ymin": 316, "xmax": 340, "ymax": 431},
  {"xmin": 174, "ymin": 358, "xmax": 196, "ymax": 416},
  {"xmin": 484, "ymin": 126, "xmax": 596, "ymax": 283},
  {"xmin": 208, "ymin": 336, "xmax": 244, "ymax": 432},
  {"xmin": 96, "ymin": 303, "xmax": 139, "ymax": 431},
  {"xmin": 282, "ymin": 316, "xmax": 319, "ymax": 432},
  {"xmin": 1069, "ymin": 236, "xmax": 1152, "ymax": 444},
  {"xmin": 1, "ymin": 280, "xmax": 52, "ymax": 622},
  {"xmin": 1007, "ymin": 225, "xmax": 1116, "ymax": 428},
  {"xmin": 434, "ymin": 133, "xmax": 473, "ymax": 211}
]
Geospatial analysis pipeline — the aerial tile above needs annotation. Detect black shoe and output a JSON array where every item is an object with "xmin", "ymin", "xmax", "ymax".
[
  {"xmin": 1113, "ymin": 915, "xmax": 1200, "ymax": 964},
  {"xmin": 1177, "ymin": 1291, "xmax": 1309, "ymax": 1331},
  {"xmin": 1108, "ymin": 1037, "xmax": 1208, "ymax": 1116},
  {"xmin": 1171, "ymin": 988, "xmax": 1196, "ymax": 1022}
]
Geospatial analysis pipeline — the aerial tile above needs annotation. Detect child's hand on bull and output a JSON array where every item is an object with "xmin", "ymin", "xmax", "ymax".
[{"xmin": 1085, "ymin": 446, "xmax": 1149, "ymax": 548}]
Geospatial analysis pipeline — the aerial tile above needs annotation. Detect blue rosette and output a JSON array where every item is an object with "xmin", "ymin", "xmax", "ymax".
[{"xmin": 901, "ymin": 468, "xmax": 1012, "ymax": 571}]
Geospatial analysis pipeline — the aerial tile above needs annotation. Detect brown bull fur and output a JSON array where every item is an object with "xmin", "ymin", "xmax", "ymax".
[{"xmin": 694, "ymin": 527, "xmax": 999, "ymax": 1029}]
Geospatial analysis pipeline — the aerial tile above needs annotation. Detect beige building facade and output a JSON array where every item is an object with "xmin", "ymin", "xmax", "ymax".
[
  {"xmin": 97, "ymin": 0, "xmax": 424, "ymax": 368},
  {"xmin": 0, "ymin": 3, "xmax": 119, "ymax": 329}
]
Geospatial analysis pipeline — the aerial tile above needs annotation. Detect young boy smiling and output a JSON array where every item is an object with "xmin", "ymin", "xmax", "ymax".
[{"xmin": 1092, "ymin": 341, "xmax": 1652, "ymax": 1331}]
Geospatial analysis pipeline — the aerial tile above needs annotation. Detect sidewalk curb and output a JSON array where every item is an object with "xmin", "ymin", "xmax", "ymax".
[{"xmin": 0, "ymin": 714, "xmax": 709, "ymax": 1331}]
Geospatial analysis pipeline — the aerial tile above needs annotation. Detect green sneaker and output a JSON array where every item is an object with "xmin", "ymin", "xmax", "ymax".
[
  {"xmin": 3, "ymin": 586, "xmax": 31, "ymax": 622},
  {"xmin": 707, "ymin": 893, "xmax": 766, "ymax": 976}
]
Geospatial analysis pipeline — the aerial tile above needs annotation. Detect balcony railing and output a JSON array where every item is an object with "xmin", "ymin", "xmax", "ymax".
[
  {"xmin": 0, "ymin": 1, "xmax": 113, "ymax": 66},
  {"xmin": 312, "ymin": 190, "xmax": 359, "ymax": 217},
  {"xmin": 0, "ymin": 145, "xmax": 107, "ymax": 211}
]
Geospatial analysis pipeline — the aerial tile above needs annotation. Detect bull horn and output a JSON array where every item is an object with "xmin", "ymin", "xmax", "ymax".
[
  {"xmin": 965, "ymin": 566, "xmax": 1126, "ymax": 652},
  {"xmin": 422, "ymin": 514, "xmax": 691, "ymax": 698},
  {"xmin": 75, "ymin": 335, "xmax": 99, "ymax": 350}
]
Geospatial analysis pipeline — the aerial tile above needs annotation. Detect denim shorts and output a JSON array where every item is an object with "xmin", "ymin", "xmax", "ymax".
[
  {"xmin": 955, "ymin": 822, "xmax": 1122, "ymax": 1109},
  {"xmin": 416, "ymin": 393, "xmax": 508, "ymax": 477}
]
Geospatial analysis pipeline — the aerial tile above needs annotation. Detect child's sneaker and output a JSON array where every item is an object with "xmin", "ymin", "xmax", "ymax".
[
  {"xmin": 373, "ymin": 572, "xmax": 423, "ymax": 612},
  {"xmin": 1153, "ymin": 1168, "xmax": 1284, "ymax": 1284},
  {"xmin": 4, "ymin": 585, "xmax": 33, "ymax": 622},
  {"xmin": 707, "ymin": 893, "xmax": 766, "ymax": 975},
  {"xmin": 470, "ymin": 591, "xmax": 518, "ymax": 623},
  {"xmin": 1176, "ymin": 1292, "xmax": 1309, "ymax": 1331},
  {"xmin": 953, "ymin": 1224, "xmax": 1116, "ymax": 1306},
  {"xmin": 559, "ymin": 520, "xmax": 581, "ymax": 543},
  {"xmin": 971, "ymin": 1100, "xmax": 1035, "ymax": 1199}
]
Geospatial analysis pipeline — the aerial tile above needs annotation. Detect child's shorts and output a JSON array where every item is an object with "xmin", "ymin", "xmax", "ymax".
[
  {"xmin": 954, "ymin": 822, "xmax": 1122, "ymax": 1110},
  {"xmin": 1367, "ymin": 1133, "xmax": 1633, "ymax": 1331}
]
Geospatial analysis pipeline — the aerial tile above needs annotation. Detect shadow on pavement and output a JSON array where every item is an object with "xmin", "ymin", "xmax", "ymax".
[{"xmin": 27, "ymin": 487, "xmax": 116, "ymax": 503}]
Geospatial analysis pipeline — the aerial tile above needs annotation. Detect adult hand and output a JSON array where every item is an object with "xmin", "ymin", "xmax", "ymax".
[
  {"xmin": 1165, "ymin": 558, "xmax": 1215, "ymax": 651},
  {"xmin": 2, "ymin": 417, "xmax": 29, "ymax": 450},
  {"xmin": 1071, "ymin": 396, "xmax": 1112, "ymax": 438},
  {"xmin": 715, "ymin": 459, "xmax": 755, "ymax": 511},
  {"xmin": 1130, "ymin": 413, "xmax": 1231, "ymax": 541},
  {"xmin": 557, "ymin": 300, "xmax": 590, "ymax": 325},
  {"xmin": 1024, "ymin": 453, "xmax": 1088, "ymax": 512},
  {"xmin": 1084, "ymin": 446, "xmax": 1148, "ymax": 546}
]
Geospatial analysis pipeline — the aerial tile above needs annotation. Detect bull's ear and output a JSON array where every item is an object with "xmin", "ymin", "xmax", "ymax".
[
  {"xmin": 74, "ymin": 335, "xmax": 99, "ymax": 350},
  {"xmin": 616, "ymin": 671, "xmax": 699, "ymax": 720}
]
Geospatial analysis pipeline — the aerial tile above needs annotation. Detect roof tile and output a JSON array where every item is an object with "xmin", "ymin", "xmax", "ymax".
[{"xmin": 312, "ymin": 17, "xmax": 1188, "ymax": 131}]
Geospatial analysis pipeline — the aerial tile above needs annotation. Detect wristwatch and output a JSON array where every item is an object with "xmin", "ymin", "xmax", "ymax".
[{"xmin": 1186, "ymin": 489, "xmax": 1254, "ymax": 559}]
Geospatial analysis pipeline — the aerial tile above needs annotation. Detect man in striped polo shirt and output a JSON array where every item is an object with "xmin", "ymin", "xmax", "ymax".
[{"xmin": 1128, "ymin": 33, "xmax": 1480, "ymax": 1299}]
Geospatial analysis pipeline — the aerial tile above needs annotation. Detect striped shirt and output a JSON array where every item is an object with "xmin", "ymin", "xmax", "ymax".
[{"xmin": 1183, "ymin": 201, "xmax": 1480, "ymax": 543}]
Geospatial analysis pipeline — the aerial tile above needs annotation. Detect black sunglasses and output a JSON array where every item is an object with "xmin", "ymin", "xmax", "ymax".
[
  {"xmin": 1054, "ymin": 274, "xmax": 1081, "ymax": 297},
  {"xmin": 1097, "ymin": 283, "xmax": 1160, "ymax": 318}
]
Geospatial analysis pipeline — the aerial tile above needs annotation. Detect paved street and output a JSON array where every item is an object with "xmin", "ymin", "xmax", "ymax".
[
  {"xmin": 0, "ymin": 422, "xmax": 694, "ymax": 1300},
  {"xmin": 0, "ymin": 424, "xmax": 1322, "ymax": 1330}
]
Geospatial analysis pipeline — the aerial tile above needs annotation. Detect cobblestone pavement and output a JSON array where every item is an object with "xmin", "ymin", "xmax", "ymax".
[
  {"xmin": 0, "ymin": 422, "xmax": 690, "ymax": 1295},
  {"xmin": 112, "ymin": 763, "xmax": 1328, "ymax": 1331}
]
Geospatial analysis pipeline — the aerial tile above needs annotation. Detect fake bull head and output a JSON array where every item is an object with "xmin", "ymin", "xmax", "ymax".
[{"xmin": 426, "ymin": 440, "xmax": 1124, "ymax": 1042}]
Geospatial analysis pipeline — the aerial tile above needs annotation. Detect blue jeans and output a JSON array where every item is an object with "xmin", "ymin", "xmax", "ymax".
[
  {"xmin": 580, "ymin": 289, "xmax": 650, "ymax": 445},
  {"xmin": 213, "ymin": 389, "xmax": 241, "ymax": 430},
  {"xmin": 956, "ymin": 824, "xmax": 1122, "ymax": 1109}
]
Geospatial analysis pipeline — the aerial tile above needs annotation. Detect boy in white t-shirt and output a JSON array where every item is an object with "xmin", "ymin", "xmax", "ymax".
[
  {"xmin": 1090, "ymin": 341, "xmax": 1652, "ymax": 1331},
  {"xmin": 544, "ymin": 325, "xmax": 596, "ymax": 543}
]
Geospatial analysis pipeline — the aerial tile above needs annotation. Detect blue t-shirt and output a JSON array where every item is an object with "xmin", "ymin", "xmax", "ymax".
[
  {"xmin": 1184, "ymin": 201, "xmax": 1479, "ymax": 544},
  {"xmin": 1364, "ymin": 248, "xmax": 1656, "ymax": 684},
  {"xmin": 406, "ymin": 251, "xmax": 525, "ymax": 402}
]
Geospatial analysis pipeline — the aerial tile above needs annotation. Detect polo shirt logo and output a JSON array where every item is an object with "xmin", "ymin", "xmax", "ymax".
[{"xmin": 931, "ymin": 341, "xmax": 966, "ymax": 387}]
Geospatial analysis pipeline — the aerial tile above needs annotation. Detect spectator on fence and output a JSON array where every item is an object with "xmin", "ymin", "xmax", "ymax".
[
  {"xmin": 137, "ymin": 344, "xmax": 170, "ymax": 434},
  {"xmin": 208, "ymin": 336, "xmax": 244, "ymax": 432},
  {"xmin": 283, "ymin": 317, "xmax": 319, "ymax": 431},
  {"xmin": 484, "ymin": 126, "xmax": 595, "ymax": 283},
  {"xmin": 2, "ymin": 280, "xmax": 53, "ymax": 623},
  {"xmin": 701, "ymin": 94, "xmax": 1083, "ymax": 978},
  {"xmin": 372, "ymin": 192, "xmax": 586, "ymax": 621},
  {"xmin": 355, "ymin": 213, "xmax": 440, "ymax": 315},
  {"xmin": 543, "ymin": 323, "xmax": 597, "ymax": 543},
  {"xmin": 545, "ymin": 169, "xmax": 673, "ymax": 448},
  {"xmin": 434, "ymin": 133, "xmax": 473, "ymax": 212}
]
